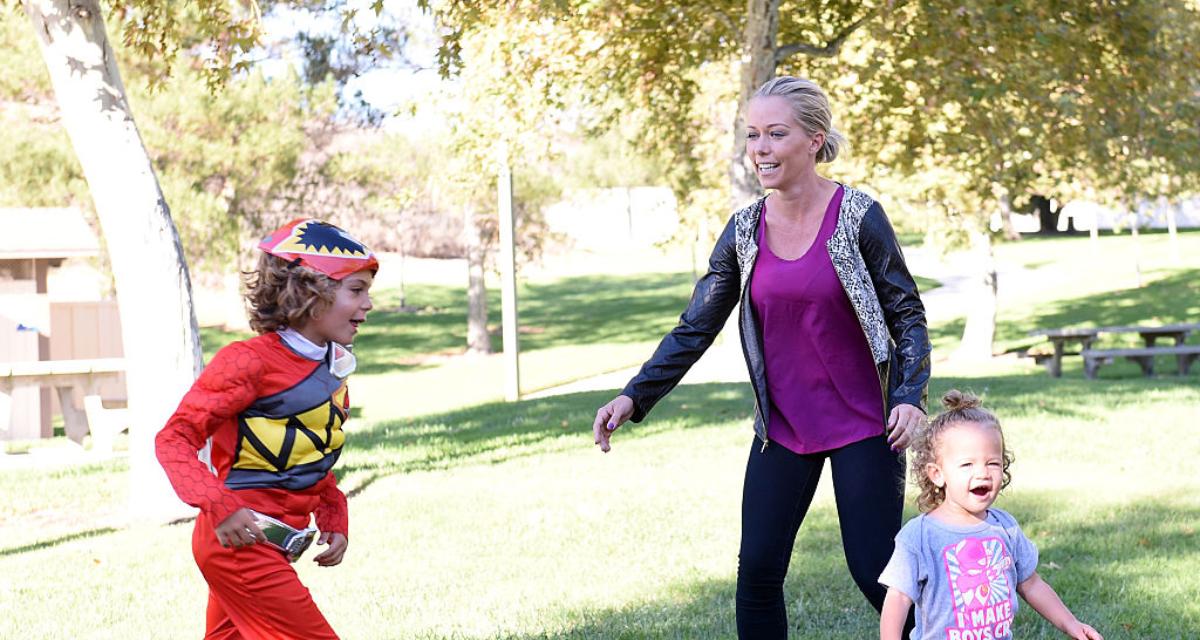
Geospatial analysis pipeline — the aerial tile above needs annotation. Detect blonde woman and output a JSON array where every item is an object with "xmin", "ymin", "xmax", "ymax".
[{"xmin": 593, "ymin": 77, "xmax": 930, "ymax": 637}]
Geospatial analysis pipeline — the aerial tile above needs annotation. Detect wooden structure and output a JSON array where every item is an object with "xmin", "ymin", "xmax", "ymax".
[
  {"xmin": 0, "ymin": 358, "xmax": 126, "ymax": 450},
  {"xmin": 1028, "ymin": 323, "xmax": 1200, "ymax": 378},
  {"xmin": 0, "ymin": 208, "xmax": 126, "ymax": 443}
]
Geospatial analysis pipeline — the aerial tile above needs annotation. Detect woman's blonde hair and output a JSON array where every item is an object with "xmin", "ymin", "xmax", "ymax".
[
  {"xmin": 753, "ymin": 76, "xmax": 847, "ymax": 163},
  {"xmin": 910, "ymin": 390, "xmax": 1013, "ymax": 513},
  {"xmin": 243, "ymin": 253, "xmax": 339, "ymax": 334}
]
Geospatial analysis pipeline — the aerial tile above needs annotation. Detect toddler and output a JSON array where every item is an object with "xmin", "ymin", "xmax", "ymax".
[{"xmin": 878, "ymin": 390, "xmax": 1102, "ymax": 640}]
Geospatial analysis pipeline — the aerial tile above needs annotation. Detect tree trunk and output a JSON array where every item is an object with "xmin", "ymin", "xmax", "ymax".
[
  {"xmin": 24, "ymin": 0, "xmax": 202, "ymax": 521},
  {"xmin": 464, "ymin": 210, "xmax": 492, "ymax": 354},
  {"xmin": 1032, "ymin": 195, "xmax": 1056, "ymax": 235},
  {"xmin": 997, "ymin": 190, "xmax": 1020, "ymax": 241},
  {"xmin": 956, "ymin": 229, "xmax": 997, "ymax": 361},
  {"xmin": 729, "ymin": 0, "xmax": 781, "ymax": 208}
]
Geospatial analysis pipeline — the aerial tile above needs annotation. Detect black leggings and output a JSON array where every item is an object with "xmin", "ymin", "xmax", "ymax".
[{"xmin": 735, "ymin": 434, "xmax": 912, "ymax": 638}]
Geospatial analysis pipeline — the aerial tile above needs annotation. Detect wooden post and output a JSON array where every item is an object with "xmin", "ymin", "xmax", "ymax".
[
  {"xmin": 1166, "ymin": 204, "xmax": 1180, "ymax": 265},
  {"xmin": 1090, "ymin": 208, "xmax": 1099, "ymax": 255},
  {"xmin": 497, "ymin": 160, "xmax": 520, "ymax": 401},
  {"xmin": 1129, "ymin": 207, "xmax": 1143, "ymax": 288}
]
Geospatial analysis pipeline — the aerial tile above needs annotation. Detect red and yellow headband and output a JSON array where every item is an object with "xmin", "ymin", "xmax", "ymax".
[{"xmin": 257, "ymin": 218, "xmax": 378, "ymax": 281}]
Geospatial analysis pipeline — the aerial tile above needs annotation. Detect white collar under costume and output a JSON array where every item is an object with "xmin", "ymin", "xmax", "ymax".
[{"xmin": 277, "ymin": 327, "xmax": 357, "ymax": 379}]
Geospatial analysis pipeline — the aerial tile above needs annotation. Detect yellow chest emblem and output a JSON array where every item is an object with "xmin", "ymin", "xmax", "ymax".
[{"xmin": 235, "ymin": 385, "xmax": 348, "ymax": 472}]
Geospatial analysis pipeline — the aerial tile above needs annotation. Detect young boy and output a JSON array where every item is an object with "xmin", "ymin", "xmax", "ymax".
[{"xmin": 156, "ymin": 219, "xmax": 376, "ymax": 639}]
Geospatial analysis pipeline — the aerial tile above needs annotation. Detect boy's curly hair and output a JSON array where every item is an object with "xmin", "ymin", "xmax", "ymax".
[
  {"xmin": 909, "ymin": 389, "xmax": 1013, "ymax": 513},
  {"xmin": 243, "ymin": 253, "xmax": 339, "ymax": 334}
]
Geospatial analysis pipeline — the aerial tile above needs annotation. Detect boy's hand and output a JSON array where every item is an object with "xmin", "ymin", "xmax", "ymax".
[
  {"xmin": 313, "ymin": 532, "xmax": 348, "ymax": 566},
  {"xmin": 1065, "ymin": 622, "xmax": 1103, "ymax": 640},
  {"xmin": 215, "ymin": 508, "xmax": 263, "ymax": 548}
]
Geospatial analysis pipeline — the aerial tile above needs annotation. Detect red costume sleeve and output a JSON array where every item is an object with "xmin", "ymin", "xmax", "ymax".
[
  {"xmin": 314, "ymin": 474, "xmax": 349, "ymax": 537},
  {"xmin": 155, "ymin": 343, "xmax": 263, "ymax": 525}
]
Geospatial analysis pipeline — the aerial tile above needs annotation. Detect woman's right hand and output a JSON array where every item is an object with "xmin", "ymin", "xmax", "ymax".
[
  {"xmin": 215, "ymin": 507, "xmax": 264, "ymax": 548},
  {"xmin": 593, "ymin": 395, "xmax": 634, "ymax": 453}
]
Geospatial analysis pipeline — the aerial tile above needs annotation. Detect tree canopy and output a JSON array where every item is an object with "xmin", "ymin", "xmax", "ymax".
[{"xmin": 421, "ymin": 0, "xmax": 1200, "ymax": 243}]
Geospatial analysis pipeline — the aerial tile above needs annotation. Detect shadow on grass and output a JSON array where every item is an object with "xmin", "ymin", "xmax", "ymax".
[
  {"xmin": 337, "ymin": 382, "xmax": 754, "ymax": 489},
  {"xmin": 343, "ymin": 364, "xmax": 1200, "ymax": 498},
  {"xmin": 499, "ymin": 576, "xmax": 740, "ymax": 640},
  {"xmin": 0, "ymin": 527, "xmax": 118, "ymax": 557},
  {"xmin": 931, "ymin": 369, "xmax": 1199, "ymax": 421},
  {"xmin": 998, "ymin": 494, "xmax": 1200, "ymax": 639},
  {"xmin": 994, "ymin": 268, "xmax": 1200, "ymax": 347},
  {"xmin": 933, "ymin": 268, "xmax": 1200, "ymax": 358},
  {"xmin": 495, "ymin": 493, "xmax": 1198, "ymax": 640},
  {"xmin": 353, "ymin": 274, "xmax": 694, "ymax": 376},
  {"xmin": 200, "ymin": 273, "xmax": 696, "ymax": 376},
  {"xmin": 930, "ymin": 316, "xmax": 968, "ymax": 353}
]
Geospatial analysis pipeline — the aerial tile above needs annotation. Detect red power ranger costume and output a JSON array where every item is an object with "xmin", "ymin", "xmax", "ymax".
[
  {"xmin": 158, "ymin": 333, "xmax": 350, "ymax": 639},
  {"xmin": 157, "ymin": 218, "xmax": 376, "ymax": 639}
]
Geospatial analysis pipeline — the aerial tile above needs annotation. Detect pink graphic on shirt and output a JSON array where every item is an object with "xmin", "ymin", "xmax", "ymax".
[{"xmin": 942, "ymin": 537, "xmax": 1016, "ymax": 640}]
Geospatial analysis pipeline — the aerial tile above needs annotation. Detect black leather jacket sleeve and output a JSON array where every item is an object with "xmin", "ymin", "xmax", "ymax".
[
  {"xmin": 620, "ymin": 214, "xmax": 741, "ymax": 422},
  {"xmin": 859, "ymin": 202, "xmax": 932, "ymax": 413}
]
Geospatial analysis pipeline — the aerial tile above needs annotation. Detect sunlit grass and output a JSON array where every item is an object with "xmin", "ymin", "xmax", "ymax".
[
  {"xmin": 5, "ymin": 233, "xmax": 1199, "ymax": 638},
  {"xmin": 2, "ymin": 373, "xmax": 1197, "ymax": 638}
]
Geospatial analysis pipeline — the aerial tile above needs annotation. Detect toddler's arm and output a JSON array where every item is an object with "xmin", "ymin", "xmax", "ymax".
[
  {"xmin": 1017, "ymin": 572, "xmax": 1103, "ymax": 640},
  {"xmin": 880, "ymin": 587, "xmax": 913, "ymax": 640}
]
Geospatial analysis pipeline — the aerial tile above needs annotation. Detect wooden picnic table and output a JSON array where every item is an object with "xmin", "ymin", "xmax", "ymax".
[
  {"xmin": 1026, "ymin": 327, "xmax": 1102, "ymax": 377},
  {"xmin": 1095, "ymin": 323, "xmax": 1196, "ymax": 347},
  {"xmin": 1028, "ymin": 323, "xmax": 1200, "ymax": 378},
  {"xmin": 0, "ymin": 358, "xmax": 126, "ymax": 446}
]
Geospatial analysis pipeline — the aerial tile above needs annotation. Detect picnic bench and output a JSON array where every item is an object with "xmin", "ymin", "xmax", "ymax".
[
  {"xmin": 1025, "ymin": 327, "xmax": 1101, "ymax": 377},
  {"xmin": 1028, "ymin": 323, "xmax": 1200, "ymax": 379},
  {"xmin": 0, "ymin": 358, "xmax": 128, "ymax": 452}
]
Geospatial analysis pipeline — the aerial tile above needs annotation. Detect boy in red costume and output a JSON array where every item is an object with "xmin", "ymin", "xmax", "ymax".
[{"xmin": 157, "ymin": 219, "xmax": 377, "ymax": 639}]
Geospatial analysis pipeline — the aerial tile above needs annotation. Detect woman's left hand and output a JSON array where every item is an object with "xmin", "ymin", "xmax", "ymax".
[
  {"xmin": 886, "ymin": 403, "xmax": 925, "ymax": 451},
  {"xmin": 313, "ymin": 532, "xmax": 348, "ymax": 567}
]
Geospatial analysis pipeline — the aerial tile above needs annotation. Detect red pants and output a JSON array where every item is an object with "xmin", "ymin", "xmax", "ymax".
[{"xmin": 192, "ymin": 512, "xmax": 338, "ymax": 640}]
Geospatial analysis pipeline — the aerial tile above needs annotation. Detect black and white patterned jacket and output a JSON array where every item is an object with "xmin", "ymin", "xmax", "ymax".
[{"xmin": 621, "ymin": 184, "xmax": 932, "ymax": 448}]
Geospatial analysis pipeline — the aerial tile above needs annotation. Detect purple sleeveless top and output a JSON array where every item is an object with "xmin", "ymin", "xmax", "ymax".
[{"xmin": 749, "ymin": 186, "xmax": 884, "ymax": 454}]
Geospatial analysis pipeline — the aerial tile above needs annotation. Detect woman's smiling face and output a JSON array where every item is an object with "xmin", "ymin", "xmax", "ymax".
[{"xmin": 745, "ymin": 96, "xmax": 823, "ymax": 191}]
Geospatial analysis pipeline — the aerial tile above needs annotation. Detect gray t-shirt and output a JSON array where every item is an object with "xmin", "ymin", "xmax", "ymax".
[{"xmin": 879, "ymin": 508, "xmax": 1039, "ymax": 640}]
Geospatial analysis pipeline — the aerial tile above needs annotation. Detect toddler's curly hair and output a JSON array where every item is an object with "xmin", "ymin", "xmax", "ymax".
[
  {"xmin": 909, "ymin": 389, "xmax": 1013, "ymax": 513},
  {"xmin": 243, "ymin": 253, "xmax": 339, "ymax": 334}
]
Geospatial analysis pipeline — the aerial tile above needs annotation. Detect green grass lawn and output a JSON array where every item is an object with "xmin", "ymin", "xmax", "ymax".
[
  {"xmin": 4, "ymin": 233, "xmax": 1199, "ymax": 638},
  {"xmin": 2, "ymin": 371, "xmax": 1197, "ymax": 638},
  {"xmin": 201, "ymin": 273, "xmax": 698, "ymax": 418},
  {"xmin": 932, "ymin": 229, "xmax": 1200, "ymax": 359}
]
